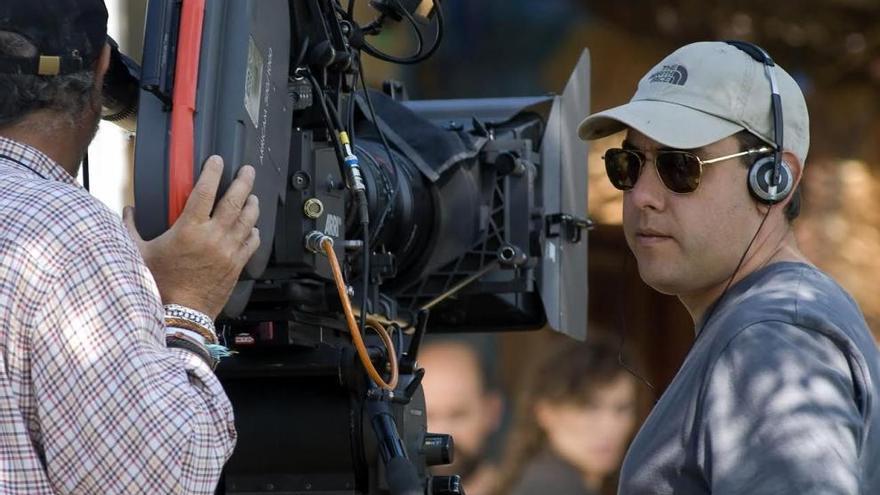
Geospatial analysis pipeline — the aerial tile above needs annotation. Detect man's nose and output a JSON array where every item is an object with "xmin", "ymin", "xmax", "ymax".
[{"xmin": 628, "ymin": 159, "xmax": 666, "ymax": 211}]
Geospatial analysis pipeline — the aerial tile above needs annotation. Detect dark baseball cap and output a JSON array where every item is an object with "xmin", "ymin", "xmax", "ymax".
[{"xmin": 0, "ymin": 0, "xmax": 108, "ymax": 76}]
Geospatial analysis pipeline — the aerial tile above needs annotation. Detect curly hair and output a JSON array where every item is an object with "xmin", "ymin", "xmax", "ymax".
[
  {"xmin": 0, "ymin": 31, "xmax": 97, "ymax": 128},
  {"xmin": 494, "ymin": 338, "xmax": 639, "ymax": 495}
]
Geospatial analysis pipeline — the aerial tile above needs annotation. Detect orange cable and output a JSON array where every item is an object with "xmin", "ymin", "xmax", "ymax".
[{"xmin": 323, "ymin": 238, "xmax": 399, "ymax": 390}]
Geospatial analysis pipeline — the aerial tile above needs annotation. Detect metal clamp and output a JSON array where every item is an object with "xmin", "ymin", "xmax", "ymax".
[
  {"xmin": 545, "ymin": 213, "xmax": 593, "ymax": 244},
  {"xmin": 305, "ymin": 230, "xmax": 333, "ymax": 254}
]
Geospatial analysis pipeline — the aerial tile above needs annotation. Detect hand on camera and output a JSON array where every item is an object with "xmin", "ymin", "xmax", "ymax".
[{"xmin": 124, "ymin": 155, "xmax": 261, "ymax": 319}]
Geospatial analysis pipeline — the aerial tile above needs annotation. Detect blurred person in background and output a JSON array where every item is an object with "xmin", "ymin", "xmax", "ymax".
[
  {"xmin": 421, "ymin": 337, "xmax": 505, "ymax": 495},
  {"xmin": 495, "ymin": 338, "xmax": 640, "ymax": 495}
]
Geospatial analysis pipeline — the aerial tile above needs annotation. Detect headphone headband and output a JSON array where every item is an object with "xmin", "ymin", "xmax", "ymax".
[
  {"xmin": 724, "ymin": 40, "xmax": 787, "ymax": 204},
  {"xmin": 725, "ymin": 40, "xmax": 775, "ymax": 67}
]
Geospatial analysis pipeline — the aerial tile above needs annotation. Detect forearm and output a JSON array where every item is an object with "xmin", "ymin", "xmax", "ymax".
[
  {"xmin": 33, "ymin": 325, "xmax": 236, "ymax": 494},
  {"xmin": 164, "ymin": 346, "xmax": 238, "ymax": 492}
]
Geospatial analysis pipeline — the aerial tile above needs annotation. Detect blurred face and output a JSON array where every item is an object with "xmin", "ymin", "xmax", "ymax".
[
  {"xmin": 421, "ymin": 343, "xmax": 501, "ymax": 477},
  {"xmin": 535, "ymin": 374, "xmax": 638, "ymax": 481},
  {"xmin": 621, "ymin": 130, "xmax": 762, "ymax": 298}
]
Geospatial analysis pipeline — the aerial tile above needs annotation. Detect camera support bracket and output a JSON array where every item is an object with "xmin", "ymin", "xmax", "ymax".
[{"xmin": 545, "ymin": 213, "xmax": 594, "ymax": 244}]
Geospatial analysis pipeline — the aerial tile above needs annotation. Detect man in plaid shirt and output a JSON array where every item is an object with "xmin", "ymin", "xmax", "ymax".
[{"xmin": 0, "ymin": 1, "xmax": 261, "ymax": 493}]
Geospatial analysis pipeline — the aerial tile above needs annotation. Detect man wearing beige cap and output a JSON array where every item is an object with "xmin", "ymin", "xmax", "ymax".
[{"xmin": 579, "ymin": 41, "xmax": 880, "ymax": 494}]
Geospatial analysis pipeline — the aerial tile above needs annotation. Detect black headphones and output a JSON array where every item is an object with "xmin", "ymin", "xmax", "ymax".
[{"xmin": 725, "ymin": 40, "xmax": 793, "ymax": 205}]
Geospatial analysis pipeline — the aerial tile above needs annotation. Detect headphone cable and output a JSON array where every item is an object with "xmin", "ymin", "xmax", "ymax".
[
  {"xmin": 616, "ymin": 249, "xmax": 657, "ymax": 397},
  {"xmin": 694, "ymin": 205, "xmax": 772, "ymax": 340},
  {"xmin": 616, "ymin": 202, "xmax": 773, "ymax": 402}
]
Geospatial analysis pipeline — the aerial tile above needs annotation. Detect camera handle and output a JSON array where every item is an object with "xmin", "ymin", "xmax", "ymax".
[{"xmin": 366, "ymin": 391, "xmax": 422, "ymax": 495}]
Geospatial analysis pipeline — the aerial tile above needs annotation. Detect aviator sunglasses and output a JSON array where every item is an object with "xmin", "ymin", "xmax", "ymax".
[{"xmin": 603, "ymin": 146, "xmax": 773, "ymax": 194}]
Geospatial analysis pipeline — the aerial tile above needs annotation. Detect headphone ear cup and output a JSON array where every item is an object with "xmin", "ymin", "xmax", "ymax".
[{"xmin": 748, "ymin": 157, "xmax": 793, "ymax": 204}]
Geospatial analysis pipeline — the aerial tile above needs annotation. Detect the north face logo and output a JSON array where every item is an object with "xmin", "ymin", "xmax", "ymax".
[{"xmin": 648, "ymin": 64, "xmax": 688, "ymax": 85}]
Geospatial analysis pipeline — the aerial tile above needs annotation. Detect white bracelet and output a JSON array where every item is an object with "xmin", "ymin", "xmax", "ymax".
[
  {"xmin": 165, "ymin": 327, "xmax": 207, "ymax": 347},
  {"xmin": 163, "ymin": 304, "xmax": 216, "ymax": 335}
]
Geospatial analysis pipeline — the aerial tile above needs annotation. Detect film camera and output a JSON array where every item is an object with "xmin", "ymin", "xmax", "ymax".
[{"xmin": 114, "ymin": 1, "xmax": 590, "ymax": 493}]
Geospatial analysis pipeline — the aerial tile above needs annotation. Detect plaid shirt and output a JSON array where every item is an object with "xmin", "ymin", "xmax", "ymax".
[{"xmin": 0, "ymin": 136, "xmax": 236, "ymax": 494}]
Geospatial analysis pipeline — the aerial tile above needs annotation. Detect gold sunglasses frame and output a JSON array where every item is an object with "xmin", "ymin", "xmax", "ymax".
[{"xmin": 603, "ymin": 146, "xmax": 774, "ymax": 193}]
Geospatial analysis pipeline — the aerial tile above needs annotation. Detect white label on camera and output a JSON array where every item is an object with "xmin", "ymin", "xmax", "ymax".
[
  {"xmin": 244, "ymin": 36, "xmax": 264, "ymax": 129},
  {"xmin": 324, "ymin": 214, "xmax": 343, "ymax": 238}
]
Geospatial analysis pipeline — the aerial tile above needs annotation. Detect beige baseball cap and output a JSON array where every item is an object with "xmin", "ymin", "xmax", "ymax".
[{"xmin": 578, "ymin": 41, "xmax": 810, "ymax": 164}]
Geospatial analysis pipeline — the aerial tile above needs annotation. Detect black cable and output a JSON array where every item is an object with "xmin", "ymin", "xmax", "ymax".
[
  {"xmin": 615, "ymin": 205, "xmax": 774, "ymax": 400},
  {"xmin": 362, "ymin": 13, "xmax": 387, "ymax": 36},
  {"xmin": 615, "ymin": 252, "xmax": 656, "ymax": 396},
  {"xmin": 388, "ymin": 0, "xmax": 424, "ymax": 56},
  {"xmin": 336, "ymin": 75, "xmax": 344, "ymax": 122},
  {"xmin": 347, "ymin": 60, "xmax": 359, "ymax": 141},
  {"xmin": 309, "ymin": 68, "xmax": 372, "ymax": 343},
  {"xmin": 362, "ymin": 0, "xmax": 423, "ymax": 60},
  {"xmin": 307, "ymin": 68, "xmax": 345, "ymax": 136},
  {"xmin": 323, "ymin": 1, "xmax": 358, "ymax": 119},
  {"xmin": 393, "ymin": 323, "xmax": 404, "ymax": 362},
  {"xmin": 82, "ymin": 151, "xmax": 90, "ymax": 191},
  {"xmin": 305, "ymin": 70, "xmax": 348, "ymax": 179},
  {"xmin": 322, "ymin": 89, "xmax": 372, "ymax": 238},
  {"xmin": 360, "ymin": 0, "xmax": 444, "ymax": 65},
  {"xmin": 293, "ymin": 35, "xmax": 311, "ymax": 70},
  {"xmin": 310, "ymin": 67, "xmax": 372, "ymax": 340},
  {"xmin": 322, "ymin": 87, "xmax": 347, "ymax": 134},
  {"xmin": 325, "ymin": 1, "xmax": 354, "ymax": 70},
  {"xmin": 357, "ymin": 57, "xmax": 400, "ymax": 244},
  {"xmin": 315, "ymin": 0, "xmax": 336, "ymax": 53},
  {"xmin": 332, "ymin": 1, "xmax": 348, "ymax": 16},
  {"xmin": 347, "ymin": 91, "xmax": 357, "ymax": 142},
  {"xmin": 360, "ymin": 223, "xmax": 370, "ymax": 340},
  {"xmin": 360, "ymin": 17, "xmax": 423, "ymax": 63},
  {"xmin": 695, "ymin": 205, "xmax": 774, "ymax": 338},
  {"xmin": 347, "ymin": 0, "xmax": 356, "ymax": 17}
]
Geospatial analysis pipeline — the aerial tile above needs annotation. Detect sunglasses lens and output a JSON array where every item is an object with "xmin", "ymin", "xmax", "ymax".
[
  {"xmin": 604, "ymin": 149, "xmax": 642, "ymax": 191},
  {"xmin": 656, "ymin": 152, "xmax": 701, "ymax": 193}
]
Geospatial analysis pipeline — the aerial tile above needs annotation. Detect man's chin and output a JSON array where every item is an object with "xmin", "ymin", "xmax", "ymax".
[{"xmin": 637, "ymin": 264, "xmax": 686, "ymax": 296}]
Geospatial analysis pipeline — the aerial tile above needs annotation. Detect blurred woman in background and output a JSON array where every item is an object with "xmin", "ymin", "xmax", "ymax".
[{"xmin": 496, "ymin": 339, "xmax": 640, "ymax": 495}]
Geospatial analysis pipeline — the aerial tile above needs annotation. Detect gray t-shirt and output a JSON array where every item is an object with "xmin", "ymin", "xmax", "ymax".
[{"xmin": 619, "ymin": 262, "xmax": 880, "ymax": 494}]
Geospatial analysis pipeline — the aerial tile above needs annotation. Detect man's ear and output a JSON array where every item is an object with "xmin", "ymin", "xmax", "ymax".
[
  {"xmin": 776, "ymin": 150, "xmax": 803, "ymax": 212},
  {"xmin": 95, "ymin": 42, "xmax": 111, "ymax": 81}
]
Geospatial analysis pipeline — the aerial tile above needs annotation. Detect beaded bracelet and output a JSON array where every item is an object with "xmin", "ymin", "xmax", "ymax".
[{"xmin": 163, "ymin": 304, "xmax": 215, "ymax": 331}]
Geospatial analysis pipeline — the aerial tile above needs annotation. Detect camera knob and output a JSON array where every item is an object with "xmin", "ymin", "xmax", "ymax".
[
  {"xmin": 423, "ymin": 433, "xmax": 454, "ymax": 466},
  {"xmin": 430, "ymin": 475, "xmax": 464, "ymax": 495}
]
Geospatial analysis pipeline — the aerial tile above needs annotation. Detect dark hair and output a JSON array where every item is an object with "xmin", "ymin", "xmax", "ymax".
[
  {"xmin": 0, "ymin": 31, "xmax": 97, "ymax": 127},
  {"xmin": 734, "ymin": 130, "xmax": 801, "ymax": 222},
  {"xmin": 494, "ymin": 338, "xmax": 638, "ymax": 495},
  {"xmin": 423, "ymin": 334, "xmax": 500, "ymax": 392}
]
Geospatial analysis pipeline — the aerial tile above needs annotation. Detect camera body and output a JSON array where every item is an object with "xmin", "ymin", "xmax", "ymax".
[{"xmin": 128, "ymin": 0, "xmax": 590, "ymax": 493}]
